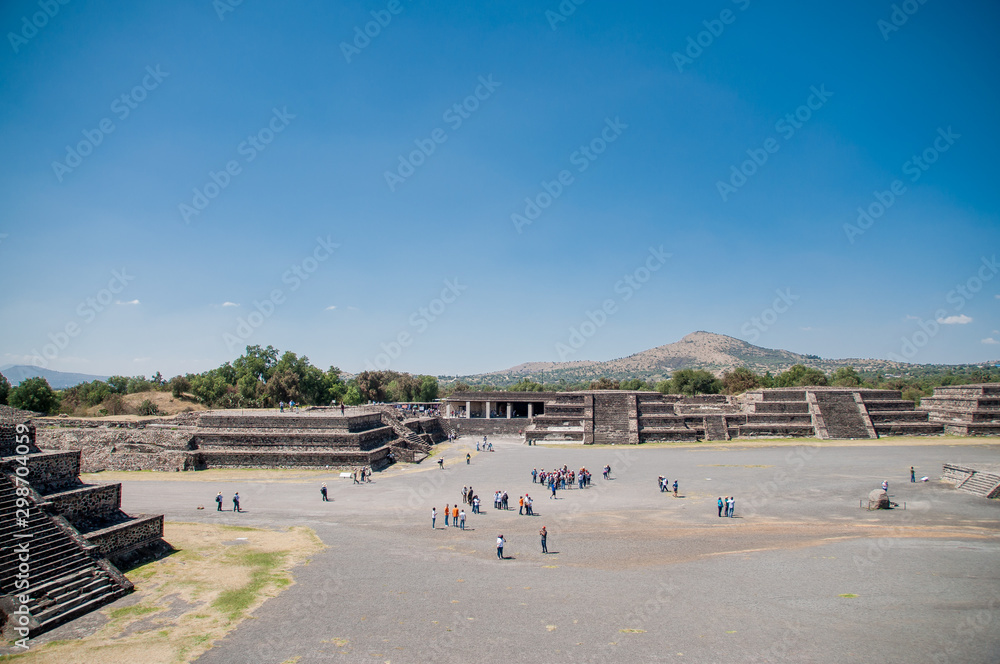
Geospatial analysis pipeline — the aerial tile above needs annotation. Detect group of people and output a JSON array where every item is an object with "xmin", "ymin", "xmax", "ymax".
[
  {"xmin": 461, "ymin": 486, "xmax": 481, "ymax": 513},
  {"xmin": 432, "ymin": 505, "xmax": 467, "ymax": 530},
  {"xmin": 658, "ymin": 476, "xmax": 679, "ymax": 496},
  {"xmin": 278, "ymin": 400, "xmax": 298, "ymax": 412},
  {"xmin": 353, "ymin": 467, "xmax": 373, "ymax": 484},
  {"xmin": 717, "ymin": 496, "xmax": 736, "ymax": 517},
  {"xmin": 477, "ymin": 436, "xmax": 493, "ymax": 452},
  {"xmin": 215, "ymin": 491, "xmax": 241, "ymax": 512},
  {"xmin": 531, "ymin": 466, "xmax": 593, "ymax": 493}
]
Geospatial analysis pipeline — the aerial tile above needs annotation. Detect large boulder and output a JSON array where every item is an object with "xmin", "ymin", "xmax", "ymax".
[{"xmin": 868, "ymin": 489, "xmax": 890, "ymax": 509}]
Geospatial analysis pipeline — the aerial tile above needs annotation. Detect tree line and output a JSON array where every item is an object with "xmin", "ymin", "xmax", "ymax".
[{"xmin": 0, "ymin": 345, "xmax": 439, "ymax": 416}]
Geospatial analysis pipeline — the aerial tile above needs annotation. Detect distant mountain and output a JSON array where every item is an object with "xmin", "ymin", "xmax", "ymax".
[
  {"xmin": 445, "ymin": 331, "xmax": 930, "ymax": 386},
  {"xmin": 0, "ymin": 365, "xmax": 109, "ymax": 389}
]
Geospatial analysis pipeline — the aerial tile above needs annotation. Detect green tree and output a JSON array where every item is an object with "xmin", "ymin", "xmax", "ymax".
[
  {"xmin": 170, "ymin": 375, "xmax": 192, "ymax": 398},
  {"xmin": 831, "ymin": 366, "xmax": 861, "ymax": 388},
  {"xmin": 264, "ymin": 368, "xmax": 302, "ymax": 406},
  {"xmin": 10, "ymin": 377, "xmax": 58, "ymax": 414},
  {"xmin": 106, "ymin": 375, "xmax": 129, "ymax": 394},
  {"xmin": 589, "ymin": 377, "xmax": 620, "ymax": 390},
  {"xmin": 417, "ymin": 375, "xmax": 439, "ymax": 402},
  {"xmin": 775, "ymin": 365, "xmax": 828, "ymax": 387},
  {"xmin": 343, "ymin": 385, "xmax": 363, "ymax": 405},
  {"xmin": 509, "ymin": 379, "xmax": 544, "ymax": 392},
  {"xmin": 722, "ymin": 367, "xmax": 761, "ymax": 395},
  {"xmin": 670, "ymin": 369, "xmax": 722, "ymax": 396},
  {"xmin": 233, "ymin": 344, "xmax": 279, "ymax": 385},
  {"xmin": 0, "ymin": 372, "xmax": 11, "ymax": 405},
  {"xmin": 654, "ymin": 380, "xmax": 672, "ymax": 394},
  {"xmin": 619, "ymin": 379, "xmax": 649, "ymax": 391}
]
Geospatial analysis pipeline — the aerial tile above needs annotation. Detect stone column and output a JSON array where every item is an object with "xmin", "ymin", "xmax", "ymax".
[
  {"xmin": 466, "ymin": 401, "xmax": 471, "ymax": 419},
  {"xmin": 528, "ymin": 403, "xmax": 534, "ymax": 418},
  {"xmin": 506, "ymin": 403, "xmax": 512, "ymax": 419}
]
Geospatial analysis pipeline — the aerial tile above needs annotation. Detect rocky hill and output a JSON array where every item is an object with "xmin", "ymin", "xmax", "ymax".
[{"xmin": 445, "ymin": 331, "xmax": 923, "ymax": 386}]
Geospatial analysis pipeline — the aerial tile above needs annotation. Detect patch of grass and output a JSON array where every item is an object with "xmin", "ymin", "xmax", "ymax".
[
  {"xmin": 212, "ymin": 551, "xmax": 287, "ymax": 620},
  {"xmin": 107, "ymin": 604, "xmax": 160, "ymax": 621},
  {"xmin": 838, "ymin": 593, "xmax": 858, "ymax": 598}
]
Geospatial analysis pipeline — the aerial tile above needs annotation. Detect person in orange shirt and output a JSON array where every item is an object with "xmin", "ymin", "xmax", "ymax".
[
  {"xmin": 519, "ymin": 496, "xmax": 525, "ymax": 515},
  {"xmin": 453, "ymin": 505, "xmax": 460, "ymax": 527}
]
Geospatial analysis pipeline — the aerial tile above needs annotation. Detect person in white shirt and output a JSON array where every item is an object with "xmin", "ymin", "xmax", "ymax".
[{"xmin": 496, "ymin": 534, "xmax": 505, "ymax": 559}]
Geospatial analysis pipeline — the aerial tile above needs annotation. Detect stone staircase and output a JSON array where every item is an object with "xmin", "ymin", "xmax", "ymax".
[
  {"xmin": 0, "ymin": 473, "xmax": 132, "ymax": 638},
  {"xmin": 921, "ymin": 384, "xmax": 1000, "ymax": 435},
  {"xmin": 943, "ymin": 464, "xmax": 1000, "ymax": 498},
  {"xmin": 813, "ymin": 392, "xmax": 873, "ymax": 439},
  {"xmin": 592, "ymin": 393, "xmax": 632, "ymax": 444},
  {"xmin": 703, "ymin": 416, "xmax": 730, "ymax": 441}
]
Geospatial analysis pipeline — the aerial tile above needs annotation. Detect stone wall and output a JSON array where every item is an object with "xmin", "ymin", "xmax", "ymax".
[
  {"xmin": 36, "ymin": 426, "xmax": 193, "ymax": 472},
  {"xmin": 0, "ymin": 451, "xmax": 80, "ymax": 492},
  {"xmin": 87, "ymin": 514, "xmax": 165, "ymax": 558},
  {"xmin": 197, "ymin": 413, "xmax": 383, "ymax": 432},
  {"xmin": 49, "ymin": 484, "xmax": 122, "ymax": 524},
  {"xmin": 446, "ymin": 418, "xmax": 529, "ymax": 436}
]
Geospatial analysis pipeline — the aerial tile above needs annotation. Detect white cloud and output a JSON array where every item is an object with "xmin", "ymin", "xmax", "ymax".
[
  {"xmin": 982, "ymin": 338, "xmax": 1000, "ymax": 345},
  {"xmin": 936, "ymin": 314, "xmax": 972, "ymax": 325},
  {"xmin": 325, "ymin": 305, "xmax": 337, "ymax": 310},
  {"xmin": 116, "ymin": 299, "xmax": 140, "ymax": 306},
  {"xmin": 222, "ymin": 301, "xmax": 240, "ymax": 307}
]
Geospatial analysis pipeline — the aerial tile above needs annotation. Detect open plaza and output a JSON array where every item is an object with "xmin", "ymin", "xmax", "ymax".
[{"xmin": 2, "ymin": 421, "xmax": 998, "ymax": 663}]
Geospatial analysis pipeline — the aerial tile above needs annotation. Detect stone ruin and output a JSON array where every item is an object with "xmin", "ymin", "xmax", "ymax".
[
  {"xmin": 446, "ymin": 386, "xmax": 946, "ymax": 443},
  {"xmin": 920, "ymin": 384, "xmax": 1000, "ymax": 436},
  {"xmin": 1, "ymin": 408, "xmax": 167, "ymax": 638},
  {"xmin": 34, "ymin": 406, "xmax": 450, "ymax": 473}
]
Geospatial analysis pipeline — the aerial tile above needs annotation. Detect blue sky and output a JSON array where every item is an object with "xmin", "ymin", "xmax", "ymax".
[{"xmin": 1, "ymin": 0, "xmax": 997, "ymax": 378}]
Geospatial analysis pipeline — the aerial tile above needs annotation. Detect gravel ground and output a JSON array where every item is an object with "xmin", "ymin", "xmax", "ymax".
[{"xmin": 83, "ymin": 437, "xmax": 1000, "ymax": 662}]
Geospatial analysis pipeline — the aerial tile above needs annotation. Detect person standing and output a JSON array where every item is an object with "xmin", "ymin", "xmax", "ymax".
[
  {"xmin": 718, "ymin": 497, "xmax": 724, "ymax": 517},
  {"xmin": 519, "ymin": 496, "xmax": 524, "ymax": 515},
  {"xmin": 444, "ymin": 505, "xmax": 450, "ymax": 527},
  {"xmin": 882, "ymin": 480, "xmax": 889, "ymax": 493},
  {"xmin": 453, "ymin": 505, "xmax": 460, "ymax": 527},
  {"xmin": 910, "ymin": 466, "xmax": 916, "ymax": 483},
  {"xmin": 728, "ymin": 496, "xmax": 736, "ymax": 518},
  {"xmin": 432, "ymin": 507, "xmax": 437, "ymax": 529},
  {"xmin": 496, "ymin": 534, "xmax": 505, "ymax": 560},
  {"xmin": 232, "ymin": 492, "xmax": 241, "ymax": 513},
  {"xmin": 216, "ymin": 492, "xmax": 223, "ymax": 511},
  {"xmin": 540, "ymin": 526, "xmax": 548, "ymax": 554},
  {"xmin": 321, "ymin": 483, "xmax": 329, "ymax": 501},
  {"xmin": 672, "ymin": 480, "xmax": 678, "ymax": 497},
  {"xmin": 459, "ymin": 509, "xmax": 466, "ymax": 530},
  {"xmin": 466, "ymin": 453, "xmax": 471, "ymax": 465},
  {"xmin": 473, "ymin": 496, "xmax": 480, "ymax": 514},
  {"xmin": 532, "ymin": 468, "xmax": 538, "ymax": 483},
  {"xmin": 438, "ymin": 458, "xmax": 445, "ymax": 470},
  {"xmin": 340, "ymin": 403, "xmax": 345, "ymax": 416}
]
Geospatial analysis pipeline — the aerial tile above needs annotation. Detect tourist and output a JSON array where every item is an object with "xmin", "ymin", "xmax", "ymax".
[
  {"xmin": 340, "ymin": 403, "xmax": 345, "ymax": 416},
  {"xmin": 432, "ymin": 507, "xmax": 437, "ymax": 529},
  {"xmin": 540, "ymin": 526, "xmax": 548, "ymax": 554},
  {"xmin": 438, "ymin": 458, "xmax": 445, "ymax": 470},
  {"xmin": 519, "ymin": 495, "xmax": 524, "ymax": 515},
  {"xmin": 673, "ymin": 480, "xmax": 678, "ymax": 497},
  {"xmin": 550, "ymin": 481, "xmax": 557, "ymax": 499},
  {"xmin": 233, "ymin": 492, "xmax": 241, "ymax": 513},
  {"xmin": 459, "ymin": 509, "xmax": 466, "ymax": 530},
  {"xmin": 502, "ymin": 491, "xmax": 509, "ymax": 510},
  {"xmin": 910, "ymin": 466, "xmax": 916, "ymax": 483},
  {"xmin": 279, "ymin": 401, "xmax": 285, "ymax": 412},
  {"xmin": 365, "ymin": 466, "xmax": 372, "ymax": 483},
  {"xmin": 453, "ymin": 505, "xmax": 460, "ymax": 527},
  {"xmin": 444, "ymin": 505, "xmax": 450, "ymax": 527},
  {"xmin": 353, "ymin": 470, "xmax": 360, "ymax": 485},
  {"xmin": 532, "ymin": 468, "xmax": 538, "ymax": 483},
  {"xmin": 321, "ymin": 483, "xmax": 329, "ymax": 501},
  {"xmin": 467, "ymin": 453, "xmax": 471, "ymax": 465},
  {"xmin": 882, "ymin": 480, "xmax": 889, "ymax": 493},
  {"xmin": 216, "ymin": 491, "xmax": 223, "ymax": 511},
  {"xmin": 473, "ymin": 495, "xmax": 480, "ymax": 514},
  {"xmin": 718, "ymin": 497, "xmax": 724, "ymax": 517},
  {"xmin": 728, "ymin": 496, "xmax": 735, "ymax": 517},
  {"xmin": 658, "ymin": 476, "xmax": 665, "ymax": 492},
  {"xmin": 476, "ymin": 441, "xmax": 480, "ymax": 451},
  {"xmin": 497, "ymin": 534, "xmax": 506, "ymax": 559}
]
